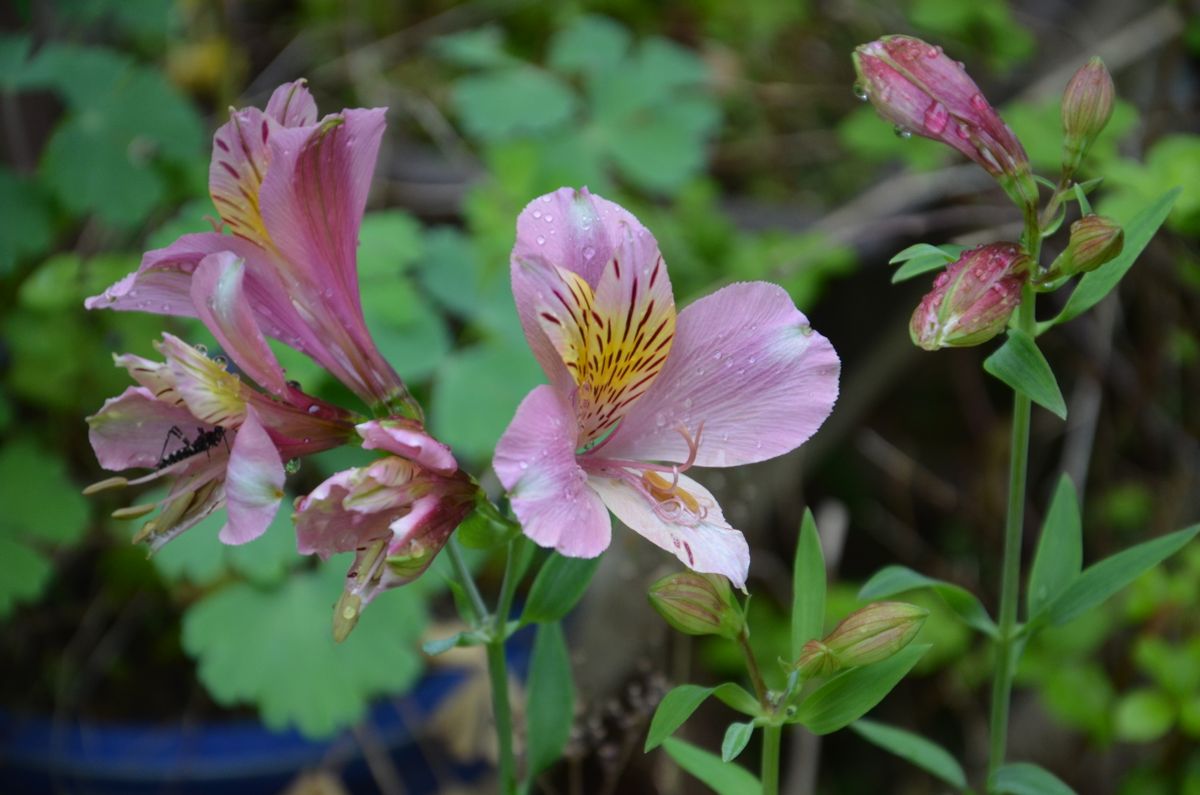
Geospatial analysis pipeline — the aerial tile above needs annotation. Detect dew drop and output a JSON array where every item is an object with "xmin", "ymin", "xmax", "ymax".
[
  {"xmin": 519, "ymin": 461, "xmax": 529, "ymax": 470},
  {"xmin": 536, "ymin": 235, "xmax": 546, "ymax": 245},
  {"xmin": 307, "ymin": 404, "xmax": 320, "ymax": 415},
  {"xmin": 969, "ymin": 93, "xmax": 989, "ymax": 112},
  {"xmin": 533, "ymin": 210, "xmax": 542, "ymax": 219},
  {"xmin": 852, "ymin": 82, "xmax": 869, "ymax": 101},
  {"xmin": 925, "ymin": 45, "xmax": 942, "ymax": 59},
  {"xmin": 193, "ymin": 343, "xmax": 208, "ymax": 354},
  {"xmin": 583, "ymin": 246, "xmax": 596, "ymax": 260},
  {"xmin": 748, "ymin": 357, "xmax": 757, "ymax": 364},
  {"xmin": 545, "ymin": 215, "xmax": 553, "ymax": 223},
  {"xmin": 682, "ymin": 398, "xmax": 693, "ymax": 410},
  {"xmin": 654, "ymin": 412, "xmax": 667, "ymax": 428},
  {"xmin": 541, "ymin": 195, "xmax": 552, "ymax": 203},
  {"xmin": 893, "ymin": 125, "xmax": 913, "ymax": 140},
  {"xmin": 713, "ymin": 351, "xmax": 722, "ymax": 360},
  {"xmin": 697, "ymin": 368, "xmax": 705, "ymax": 376},
  {"xmin": 923, "ymin": 101, "xmax": 949, "ymax": 135},
  {"xmin": 285, "ymin": 458, "xmax": 301, "ymax": 475}
]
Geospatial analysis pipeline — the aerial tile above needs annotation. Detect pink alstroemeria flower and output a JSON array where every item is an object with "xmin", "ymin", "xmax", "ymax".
[
  {"xmin": 87, "ymin": 251, "xmax": 358, "ymax": 550},
  {"xmin": 84, "ymin": 80, "xmax": 418, "ymax": 417},
  {"xmin": 295, "ymin": 455, "xmax": 476, "ymax": 639},
  {"xmin": 493, "ymin": 189, "xmax": 840, "ymax": 588}
]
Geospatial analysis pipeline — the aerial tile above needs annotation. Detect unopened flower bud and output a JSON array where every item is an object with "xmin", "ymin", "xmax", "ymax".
[
  {"xmin": 1044, "ymin": 215, "xmax": 1124, "ymax": 280},
  {"xmin": 794, "ymin": 640, "xmax": 839, "ymax": 678},
  {"xmin": 853, "ymin": 36, "xmax": 1036, "ymax": 208},
  {"xmin": 817, "ymin": 601, "xmax": 927, "ymax": 669},
  {"xmin": 910, "ymin": 243, "xmax": 1029, "ymax": 351},
  {"xmin": 648, "ymin": 572, "xmax": 745, "ymax": 640},
  {"xmin": 1061, "ymin": 58, "xmax": 1115, "ymax": 174}
]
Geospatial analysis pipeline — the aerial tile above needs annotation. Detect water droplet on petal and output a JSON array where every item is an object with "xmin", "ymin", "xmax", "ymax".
[
  {"xmin": 852, "ymin": 82, "xmax": 869, "ymax": 101},
  {"xmin": 307, "ymin": 404, "xmax": 320, "ymax": 415},
  {"xmin": 285, "ymin": 458, "xmax": 301, "ymax": 475},
  {"xmin": 194, "ymin": 343, "xmax": 208, "ymax": 354},
  {"xmin": 923, "ymin": 101, "xmax": 949, "ymax": 135},
  {"xmin": 654, "ymin": 412, "xmax": 667, "ymax": 428},
  {"xmin": 969, "ymin": 93, "xmax": 989, "ymax": 112},
  {"xmin": 533, "ymin": 210, "xmax": 542, "ymax": 219},
  {"xmin": 893, "ymin": 125, "xmax": 913, "ymax": 140},
  {"xmin": 583, "ymin": 246, "xmax": 596, "ymax": 260},
  {"xmin": 545, "ymin": 215, "xmax": 553, "ymax": 223},
  {"xmin": 536, "ymin": 235, "xmax": 546, "ymax": 245},
  {"xmin": 925, "ymin": 45, "xmax": 942, "ymax": 59},
  {"xmin": 541, "ymin": 196, "xmax": 552, "ymax": 203},
  {"xmin": 682, "ymin": 398, "xmax": 692, "ymax": 410},
  {"xmin": 519, "ymin": 461, "xmax": 529, "ymax": 470}
]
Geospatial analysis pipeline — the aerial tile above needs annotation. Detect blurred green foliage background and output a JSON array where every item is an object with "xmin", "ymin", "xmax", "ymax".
[{"xmin": 1, "ymin": 0, "xmax": 1198, "ymax": 793}]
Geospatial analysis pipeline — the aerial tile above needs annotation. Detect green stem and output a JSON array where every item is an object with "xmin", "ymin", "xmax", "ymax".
[
  {"xmin": 445, "ymin": 538, "xmax": 488, "ymax": 625},
  {"xmin": 487, "ymin": 639, "xmax": 518, "ymax": 795},
  {"xmin": 736, "ymin": 628, "xmax": 769, "ymax": 708},
  {"xmin": 987, "ymin": 283, "xmax": 1036, "ymax": 777},
  {"xmin": 761, "ymin": 724, "xmax": 782, "ymax": 795}
]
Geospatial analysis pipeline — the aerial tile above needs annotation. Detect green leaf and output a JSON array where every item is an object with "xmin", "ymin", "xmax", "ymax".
[
  {"xmin": 891, "ymin": 255, "xmax": 951, "ymax": 283},
  {"xmin": 547, "ymin": 14, "xmax": 631, "ymax": 76},
  {"xmin": 1026, "ymin": 475, "xmax": 1083, "ymax": 619},
  {"xmin": 526, "ymin": 622, "xmax": 574, "ymax": 777},
  {"xmin": 889, "ymin": 243, "xmax": 951, "ymax": 264},
  {"xmin": 859, "ymin": 566, "xmax": 997, "ymax": 637},
  {"xmin": 720, "ymin": 721, "xmax": 755, "ymax": 763},
  {"xmin": 1044, "ymin": 525, "xmax": 1199, "ymax": 625},
  {"xmin": 851, "ymin": 720, "xmax": 966, "ymax": 788},
  {"xmin": 1051, "ymin": 189, "xmax": 1180, "ymax": 327},
  {"xmin": 430, "ymin": 340, "xmax": 545, "ymax": 461},
  {"xmin": 712, "ymin": 683, "xmax": 761, "ymax": 717},
  {"xmin": 430, "ymin": 25, "xmax": 516, "ymax": 68},
  {"xmin": 521, "ymin": 553, "xmax": 600, "ymax": 624},
  {"xmin": 983, "ymin": 329, "xmax": 1067, "ymax": 420},
  {"xmin": 152, "ymin": 498, "xmax": 298, "ymax": 587},
  {"xmin": 0, "ymin": 440, "xmax": 89, "ymax": 618},
  {"xmin": 990, "ymin": 762, "xmax": 1077, "ymax": 795},
  {"xmin": 791, "ymin": 509, "xmax": 825, "ymax": 659},
  {"xmin": 645, "ymin": 684, "xmax": 717, "ymax": 751},
  {"xmin": 0, "ymin": 167, "xmax": 54, "ymax": 274},
  {"xmin": 1114, "ymin": 688, "xmax": 1174, "ymax": 743},
  {"xmin": 793, "ymin": 644, "xmax": 928, "ymax": 734},
  {"xmin": 182, "ymin": 559, "xmax": 426, "ymax": 738},
  {"xmin": 661, "ymin": 738, "xmax": 761, "ymax": 795},
  {"xmin": 452, "ymin": 66, "xmax": 577, "ymax": 142}
]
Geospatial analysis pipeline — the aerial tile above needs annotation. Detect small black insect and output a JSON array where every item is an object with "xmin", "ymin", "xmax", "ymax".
[{"xmin": 158, "ymin": 425, "xmax": 230, "ymax": 468}]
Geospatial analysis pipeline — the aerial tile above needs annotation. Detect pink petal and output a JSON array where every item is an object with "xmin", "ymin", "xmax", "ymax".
[
  {"xmin": 209, "ymin": 107, "xmax": 276, "ymax": 250},
  {"xmin": 264, "ymin": 80, "xmax": 318, "ymax": 127},
  {"xmin": 510, "ymin": 187, "xmax": 661, "ymax": 392},
  {"xmin": 295, "ymin": 457, "xmax": 422, "ymax": 558},
  {"xmin": 493, "ymin": 386, "xmax": 611, "ymax": 557},
  {"xmin": 258, "ymin": 108, "xmax": 406, "ymax": 406},
  {"xmin": 86, "ymin": 387, "xmax": 208, "ymax": 471},
  {"xmin": 158, "ymin": 333, "xmax": 248, "ymax": 428},
  {"xmin": 356, "ymin": 419, "xmax": 457, "ymax": 475},
  {"xmin": 600, "ymin": 282, "xmax": 839, "ymax": 467},
  {"xmin": 588, "ymin": 473, "xmax": 750, "ymax": 588},
  {"xmin": 219, "ymin": 410, "xmax": 285, "ymax": 544},
  {"xmin": 191, "ymin": 252, "xmax": 289, "ymax": 397}
]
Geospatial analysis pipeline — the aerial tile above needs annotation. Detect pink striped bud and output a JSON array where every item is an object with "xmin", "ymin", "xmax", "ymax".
[
  {"xmin": 1061, "ymin": 58, "xmax": 1115, "ymax": 173},
  {"xmin": 853, "ymin": 36, "xmax": 1036, "ymax": 208},
  {"xmin": 910, "ymin": 243, "xmax": 1030, "ymax": 350},
  {"xmin": 794, "ymin": 602, "xmax": 927, "ymax": 675},
  {"xmin": 1044, "ymin": 214, "xmax": 1123, "ymax": 280}
]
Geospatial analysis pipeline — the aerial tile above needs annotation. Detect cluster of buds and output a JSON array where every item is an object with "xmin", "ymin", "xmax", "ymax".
[
  {"xmin": 793, "ymin": 601, "xmax": 927, "ymax": 678},
  {"xmin": 855, "ymin": 36, "xmax": 1126, "ymax": 351}
]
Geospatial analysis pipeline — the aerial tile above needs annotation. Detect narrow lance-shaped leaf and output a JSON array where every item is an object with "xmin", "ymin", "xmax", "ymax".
[
  {"xmin": 793, "ymin": 644, "xmax": 929, "ymax": 734},
  {"xmin": 791, "ymin": 508, "xmax": 826, "ymax": 660},
  {"xmin": 644, "ymin": 682, "xmax": 761, "ymax": 752},
  {"xmin": 1026, "ymin": 475, "xmax": 1082, "ymax": 619},
  {"xmin": 983, "ymin": 329, "xmax": 1067, "ymax": 420},
  {"xmin": 990, "ymin": 762, "xmax": 1078, "ymax": 795},
  {"xmin": 720, "ymin": 721, "xmax": 755, "ymax": 763},
  {"xmin": 526, "ymin": 622, "xmax": 573, "ymax": 780},
  {"xmin": 661, "ymin": 738, "xmax": 761, "ymax": 795},
  {"xmin": 521, "ymin": 552, "xmax": 600, "ymax": 624},
  {"xmin": 859, "ymin": 566, "xmax": 997, "ymax": 637},
  {"xmin": 851, "ymin": 719, "xmax": 966, "ymax": 789},
  {"xmin": 1044, "ymin": 524, "xmax": 1199, "ymax": 626},
  {"xmin": 1049, "ymin": 189, "xmax": 1180, "ymax": 328}
]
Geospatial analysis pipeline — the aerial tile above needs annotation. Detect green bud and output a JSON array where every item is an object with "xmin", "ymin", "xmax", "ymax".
[
  {"xmin": 1061, "ymin": 57, "xmax": 1115, "ymax": 174},
  {"xmin": 799, "ymin": 602, "xmax": 927, "ymax": 672},
  {"xmin": 648, "ymin": 571, "xmax": 745, "ymax": 640},
  {"xmin": 1043, "ymin": 214, "xmax": 1124, "ymax": 281}
]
